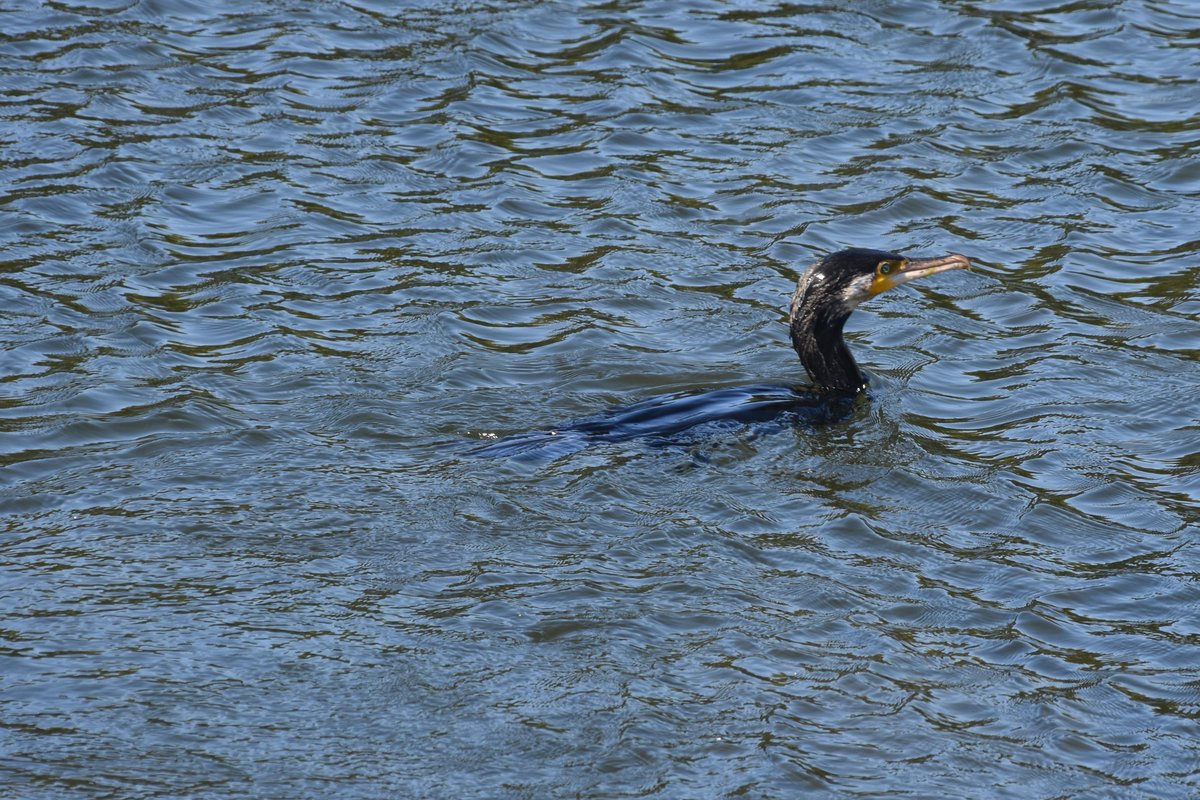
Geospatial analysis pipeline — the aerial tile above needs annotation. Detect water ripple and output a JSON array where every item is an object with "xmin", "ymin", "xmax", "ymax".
[{"xmin": 3, "ymin": 0, "xmax": 1200, "ymax": 797}]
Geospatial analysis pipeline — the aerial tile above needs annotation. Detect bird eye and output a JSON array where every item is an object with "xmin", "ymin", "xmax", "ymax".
[{"xmin": 878, "ymin": 261, "xmax": 893, "ymax": 275}]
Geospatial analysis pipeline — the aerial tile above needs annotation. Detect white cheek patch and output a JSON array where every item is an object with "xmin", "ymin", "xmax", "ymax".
[{"xmin": 839, "ymin": 275, "xmax": 874, "ymax": 309}]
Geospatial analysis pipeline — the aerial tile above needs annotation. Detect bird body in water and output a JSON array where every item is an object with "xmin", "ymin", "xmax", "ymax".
[{"xmin": 471, "ymin": 247, "xmax": 970, "ymax": 458}]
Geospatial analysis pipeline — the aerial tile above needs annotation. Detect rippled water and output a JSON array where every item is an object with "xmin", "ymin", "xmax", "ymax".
[{"xmin": 3, "ymin": 1, "xmax": 1200, "ymax": 797}]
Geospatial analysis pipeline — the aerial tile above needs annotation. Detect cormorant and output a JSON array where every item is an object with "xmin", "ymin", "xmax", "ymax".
[
  {"xmin": 788, "ymin": 248, "xmax": 971, "ymax": 394},
  {"xmin": 470, "ymin": 247, "xmax": 970, "ymax": 458}
]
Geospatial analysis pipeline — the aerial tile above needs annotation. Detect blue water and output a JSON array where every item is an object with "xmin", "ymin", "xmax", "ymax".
[{"xmin": 3, "ymin": 1, "xmax": 1199, "ymax": 797}]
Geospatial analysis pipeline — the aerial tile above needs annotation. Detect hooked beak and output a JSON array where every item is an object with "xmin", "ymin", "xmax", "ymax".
[{"xmin": 870, "ymin": 253, "xmax": 971, "ymax": 296}]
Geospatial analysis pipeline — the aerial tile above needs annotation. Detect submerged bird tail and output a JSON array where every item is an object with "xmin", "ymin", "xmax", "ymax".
[{"xmin": 468, "ymin": 428, "xmax": 592, "ymax": 461}]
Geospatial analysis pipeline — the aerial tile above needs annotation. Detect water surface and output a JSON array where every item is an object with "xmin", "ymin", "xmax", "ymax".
[{"xmin": 3, "ymin": 1, "xmax": 1199, "ymax": 797}]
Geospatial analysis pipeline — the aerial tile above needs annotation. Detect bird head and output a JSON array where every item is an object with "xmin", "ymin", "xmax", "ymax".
[
  {"xmin": 792, "ymin": 247, "xmax": 971, "ymax": 322},
  {"xmin": 789, "ymin": 247, "xmax": 971, "ymax": 394}
]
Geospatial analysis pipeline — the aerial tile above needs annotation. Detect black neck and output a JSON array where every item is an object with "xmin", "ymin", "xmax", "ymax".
[{"xmin": 789, "ymin": 307, "xmax": 866, "ymax": 395}]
